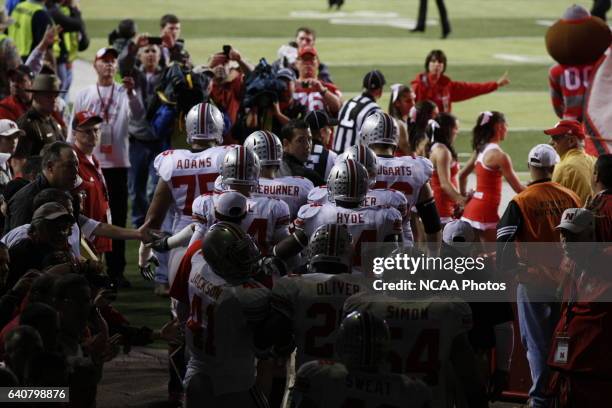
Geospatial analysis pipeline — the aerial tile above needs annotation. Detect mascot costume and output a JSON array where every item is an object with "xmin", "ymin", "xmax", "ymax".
[{"xmin": 546, "ymin": 4, "xmax": 612, "ymax": 156}]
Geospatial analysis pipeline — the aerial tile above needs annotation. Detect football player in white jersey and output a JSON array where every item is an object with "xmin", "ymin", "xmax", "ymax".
[
  {"xmin": 293, "ymin": 311, "xmax": 432, "ymax": 408},
  {"xmin": 191, "ymin": 146, "xmax": 291, "ymax": 258},
  {"xmin": 244, "ymin": 130, "xmax": 314, "ymax": 218},
  {"xmin": 360, "ymin": 111, "xmax": 442, "ymax": 246},
  {"xmin": 343, "ymin": 268, "xmax": 488, "ymax": 408},
  {"xmin": 294, "ymin": 158, "xmax": 403, "ymax": 272},
  {"xmin": 139, "ymin": 102, "xmax": 234, "ymax": 284},
  {"xmin": 171, "ymin": 222, "xmax": 271, "ymax": 408},
  {"xmin": 308, "ymin": 145, "xmax": 410, "ymax": 245}
]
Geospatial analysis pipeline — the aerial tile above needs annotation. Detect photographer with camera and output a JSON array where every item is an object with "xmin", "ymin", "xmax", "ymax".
[
  {"xmin": 209, "ymin": 46, "xmax": 253, "ymax": 143},
  {"xmin": 294, "ymin": 46, "xmax": 342, "ymax": 117}
]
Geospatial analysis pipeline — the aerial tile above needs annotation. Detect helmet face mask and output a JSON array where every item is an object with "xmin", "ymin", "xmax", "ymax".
[
  {"xmin": 336, "ymin": 311, "xmax": 390, "ymax": 372},
  {"xmin": 359, "ymin": 112, "xmax": 399, "ymax": 148},
  {"xmin": 338, "ymin": 145, "xmax": 378, "ymax": 188},
  {"xmin": 307, "ymin": 224, "xmax": 353, "ymax": 273},
  {"xmin": 327, "ymin": 159, "xmax": 369, "ymax": 205},
  {"xmin": 202, "ymin": 222, "xmax": 262, "ymax": 282},
  {"xmin": 185, "ymin": 102, "xmax": 225, "ymax": 145},
  {"xmin": 220, "ymin": 146, "xmax": 261, "ymax": 192},
  {"xmin": 243, "ymin": 130, "xmax": 283, "ymax": 167}
]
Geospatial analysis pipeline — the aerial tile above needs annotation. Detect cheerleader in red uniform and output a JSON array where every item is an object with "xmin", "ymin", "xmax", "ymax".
[
  {"xmin": 427, "ymin": 113, "xmax": 467, "ymax": 225},
  {"xmin": 460, "ymin": 111, "xmax": 525, "ymax": 242}
]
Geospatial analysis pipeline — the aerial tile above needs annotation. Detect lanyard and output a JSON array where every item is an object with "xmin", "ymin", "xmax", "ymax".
[{"xmin": 96, "ymin": 84, "xmax": 115, "ymax": 123}]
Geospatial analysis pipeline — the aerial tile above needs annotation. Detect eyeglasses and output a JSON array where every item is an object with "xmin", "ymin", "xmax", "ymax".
[{"xmin": 143, "ymin": 48, "xmax": 158, "ymax": 54}]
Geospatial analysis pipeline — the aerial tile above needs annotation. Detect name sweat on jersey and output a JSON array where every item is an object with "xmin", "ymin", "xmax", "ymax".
[
  {"xmin": 154, "ymin": 146, "xmax": 234, "ymax": 232},
  {"xmin": 344, "ymin": 292, "xmax": 472, "ymax": 408}
]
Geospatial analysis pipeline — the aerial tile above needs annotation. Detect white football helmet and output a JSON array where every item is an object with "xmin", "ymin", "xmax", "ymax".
[
  {"xmin": 243, "ymin": 130, "xmax": 282, "ymax": 167},
  {"xmin": 359, "ymin": 111, "xmax": 399, "ymax": 147},
  {"xmin": 220, "ymin": 146, "xmax": 260, "ymax": 191},
  {"xmin": 336, "ymin": 311, "xmax": 390, "ymax": 372},
  {"xmin": 338, "ymin": 144, "xmax": 378, "ymax": 187},
  {"xmin": 307, "ymin": 224, "xmax": 353, "ymax": 273},
  {"xmin": 185, "ymin": 102, "xmax": 224, "ymax": 145},
  {"xmin": 327, "ymin": 158, "xmax": 369, "ymax": 205}
]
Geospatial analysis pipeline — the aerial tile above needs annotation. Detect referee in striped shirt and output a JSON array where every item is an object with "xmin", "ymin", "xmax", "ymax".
[{"xmin": 332, "ymin": 70, "xmax": 385, "ymax": 153}]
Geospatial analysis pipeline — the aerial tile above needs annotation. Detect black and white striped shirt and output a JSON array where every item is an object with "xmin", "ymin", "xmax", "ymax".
[{"xmin": 332, "ymin": 93, "xmax": 380, "ymax": 154}]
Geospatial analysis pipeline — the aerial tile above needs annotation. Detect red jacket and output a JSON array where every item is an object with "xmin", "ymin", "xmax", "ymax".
[
  {"xmin": 73, "ymin": 145, "xmax": 112, "ymax": 253},
  {"xmin": 0, "ymin": 95, "xmax": 27, "ymax": 122},
  {"xmin": 411, "ymin": 73, "xmax": 498, "ymax": 113}
]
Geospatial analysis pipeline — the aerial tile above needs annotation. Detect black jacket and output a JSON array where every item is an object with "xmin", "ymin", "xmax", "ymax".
[
  {"xmin": 4, "ymin": 174, "xmax": 51, "ymax": 234},
  {"xmin": 279, "ymin": 153, "xmax": 325, "ymax": 187}
]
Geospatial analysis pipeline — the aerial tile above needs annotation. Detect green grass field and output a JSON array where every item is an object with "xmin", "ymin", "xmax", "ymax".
[{"xmin": 77, "ymin": 0, "xmax": 587, "ymax": 332}]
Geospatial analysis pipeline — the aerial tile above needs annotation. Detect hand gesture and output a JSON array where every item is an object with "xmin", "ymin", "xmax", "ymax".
[
  {"xmin": 497, "ymin": 71, "xmax": 510, "ymax": 87},
  {"xmin": 228, "ymin": 48, "xmax": 242, "ymax": 62},
  {"xmin": 135, "ymin": 34, "xmax": 149, "ymax": 48},
  {"xmin": 122, "ymin": 76, "xmax": 135, "ymax": 93},
  {"xmin": 161, "ymin": 31, "xmax": 175, "ymax": 49},
  {"xmin": 39, "ymin": 25, "xmax": 57, "ymax": 50},
  {"xmin": 140, "ymin": 254, "xmax": 159, "ymax": 281},
  {"xmin": 158, "ymin": 318, "xmax": 181, "ymax": 344},
  {"xmin": 146, "ymin": 231, "xmax": 172, "ymax": 252}
]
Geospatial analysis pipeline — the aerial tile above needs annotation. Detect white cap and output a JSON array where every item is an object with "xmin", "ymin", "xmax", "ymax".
[
  {"xmin": 443, "ymin": 220, "xmax": 475, "ymax": 244},
  {"xmin": 214, "ymin": 190, "xmax": 247, "ymax": 218},
  {"xmin": 556, "ymin": 208, "xmax": 595, "ymax": 233},
  {"xmin": 0, "ymin": 119, "xmax": 24, "ymax": 137},
  {"xmin": 528, "ymin": 144, "xmax": 560, "ymax": 168}
]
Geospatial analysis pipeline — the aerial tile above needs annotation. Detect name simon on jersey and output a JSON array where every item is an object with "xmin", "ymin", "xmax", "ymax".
[
  {"xmin": 386, "ymin": 305, "xmax": 429, "ymax": 321},
  {"xmin": 258, "ymin": 184, "xmax": 300, "ymax": 197},
  {"xmin": 190, "ymin": 272, "xmax": 223, "ymax": 300},
  {"xmin": 316, "ymin": 280, "xmax": 361, "ymax": 296},
  {"xmin": 175, "ymin": 157, "xmax": 213, "ymax": 170},
  {"xmin": 378, "ymin": 166, "xmax": 412, "ymax": 176}
]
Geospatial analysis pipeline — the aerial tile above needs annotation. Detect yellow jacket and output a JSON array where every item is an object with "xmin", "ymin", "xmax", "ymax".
[{"xmin": 552, "ymin": 148, "xmax": 595, "ymax": 204}]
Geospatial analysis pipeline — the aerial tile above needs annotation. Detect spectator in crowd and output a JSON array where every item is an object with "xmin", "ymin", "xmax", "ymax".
[
  {"xmin": 47, "ymin": 0, "xmax": 90, "ymax": 95},
  {"xmin": 7, "ymin": 202, "xmax": 74, "ymax": 289},
  {"xmin": 548, "ymin": 207, "xmax": 612, "ymax": 407},
  {"xmin": 304, "ymin": 110, "xmax": 338, "ymax": 181},
  {"xmin": 108, "ymin": 19, "xmax": 137, "ymax": 55},
  {"xmin": 0, "ymin": 242, "xmax": 10, "ymax": 291},
  {"xmin": 588, "ymin": 153, "xmax": 612, "ymax": 241},
  {"xmin": 411, "ymin": 49, "xmax": 509, "ymax": 113},
  {"xmin": 118, "ymin": 37, "xmax": 164, "ymax": 227},
  {"xmin": 70, "ymin": 111, "xmax": 112, "ymax": 256},
  {"xmin": 3, "ymin": 325, "xmax": 43, "ymax": 383},
  {"xmin": 496, "ymin": 144, "xmax": 581, "ymax": 408},
  {"xmin": 158, "ymin": 14, "xmax": 187, "ymax": 68},
  {"xmin": 73, "ymin": 47, "xmax": 143, "ymax": 289},
  {"xmin": 0, "ymin": 10, "xmax": 21, "ymax": 101},
  {"xmin": 293, "ymin": 46, "xmax": 342, "ymax": 116},
  {"xmin": 546, "ymin": 120, "xmax": 596, "ymax": 204},
  {"xmin": 427, "ymin": 113, "xmax": 466, "ymax": 225},
  {"xmin": 279, "ymin": 119, "xmax": 325, "ymax": 186},
  {"xmin": 0, "ymin": 120, "xmax": 22, "ymax": 188},
  {"xmin": 333, "ymin": 70, "xmax": 384, "ymax": 153},
  {"xmin": 209, "ymin": 48, "xmax": 252, "ymax": 139},
  {"xmin": 408, "ymin": 100, "xmax": 438, "ymax": 156},
  {"xmin": 460, "ymin": 111, "xmax": 525, "ymax": 242},
  {"xmin": 19, "ymin": 302, "xmax": 59, "ymax": 352},
  {"xmin": 388, "ymin": 83, "xmax": 415, "ymax": 155},
  {"xmin": 0, "ymin": 65, "xmax": 35, "ymax": 122},
  {"xmin": 7, "ymin": 0, "xmax": 54, "ymax": 60},
  {"xmin": 0, "ymin": 270, "xmax": 41, "ymax": 330},
  {"xmin": 15, "ymin": 74, "xmax": 66, "ymax": 157},
  {"xmin": 294, "ymin": 27, "xmax": 333, "ymax": 83},
  {"xmin": 4, "ymin": 141, "xmax": 77, "ymax": 233},
  {"xmin": 1, "ymin": 156, "xmax": 41, "ymax": 213},
  {"xmin": 273, "ymin": 68, "xmax": 306, "ymax": 131}
]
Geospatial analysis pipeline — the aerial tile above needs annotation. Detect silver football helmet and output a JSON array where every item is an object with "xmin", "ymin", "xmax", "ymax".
[
  {"xmin": 185, "ymin": 102, "xmax": 224, "ymax": 145},
  {"xmin": 307, "ymin": 224, "xmax": 353, "ymax": 273},
  {"xmin": 338, "ymin": 144, "xmax": 378, "ymax": 187},
  {"xmin": 243, "ymin": 130, "xmax": 282, "ymax": 167},
  {"xmin": 201, "ymin": 221, "xmax": 262, "ymax": 282},
  {"xmin": 220, "ymin": 146, "xmax": 260, "ymax": 191},
  {"xmin": 327, "ymin": 158, "xmax": 369, "ymax": 205},
  {"xmin": 336, "ymin": 311, "xmax": 390, "ymax": 371},
  {"xmin": 359, "ymin": 111, "xmax": 399, "ymax": 147}
]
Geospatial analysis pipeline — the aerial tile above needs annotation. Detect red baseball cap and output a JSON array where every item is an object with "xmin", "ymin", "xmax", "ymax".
[
  {"xmin": 72, "ymin": 111, "xmax": 103, "ymax": 130},
  {"xmin": 298, "ymin": 46, "xmax": 318, "ymax": 59},
  {"xmin": 543, "ymin": 120, "xmax": 585, "ymax": 140}
]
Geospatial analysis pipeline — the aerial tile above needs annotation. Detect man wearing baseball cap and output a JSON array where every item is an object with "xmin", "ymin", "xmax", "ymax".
[
  {"xmin": 334, "ymin": 70, "xmax": 386, "ymax": 153},
  {"xmin": 545, "ymin": 120, "xmax": 596, "ymax": 203},
  {"xmin": 72, "ymin": 46, "xmax": 142, "ymax": 289},
  {"xmin": 15, "ymin": 74, "xmax": 66, "ymax": 157},
  {"xmin": 496, "ymin": 143, "xmax": 582, "ymax": 408},
  {"xmin": 304, "ymin": 110, "xmax": 338, "ymax": 181},
  {"xmin": 0, "ymin": 65, "xmax": 35, "ymax": 122},
  {"xmin": 294, "ymin": 46, "xmax": 342, "ymax": 116}
]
